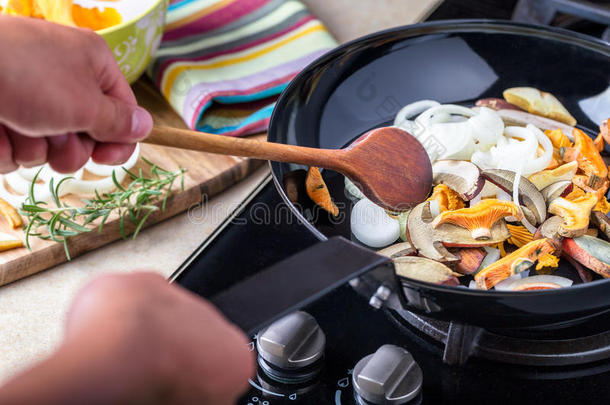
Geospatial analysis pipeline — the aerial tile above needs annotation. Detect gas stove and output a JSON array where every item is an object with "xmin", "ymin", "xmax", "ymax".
[{"xmin": 172, "ymin": 175, "xmax": 610, "ymax": 405}]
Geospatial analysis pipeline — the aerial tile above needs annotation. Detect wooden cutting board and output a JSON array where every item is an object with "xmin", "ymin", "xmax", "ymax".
[{"xmin": 0, "ymin": 78, "xmax": 265, "ymax": 286}]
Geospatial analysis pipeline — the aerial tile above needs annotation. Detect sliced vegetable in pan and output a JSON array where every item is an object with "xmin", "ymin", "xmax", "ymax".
[{"xmin": 306, "ymin": 167, "xmax": 339, "ymax": 216}]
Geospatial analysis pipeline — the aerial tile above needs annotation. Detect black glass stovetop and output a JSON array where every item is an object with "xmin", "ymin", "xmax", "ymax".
[{"xmin": 173, "ymin": 175, "xmax": 610, "ymax": 405}]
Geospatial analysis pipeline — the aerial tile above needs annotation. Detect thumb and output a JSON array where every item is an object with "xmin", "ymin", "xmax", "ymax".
[{"xmin": 88, "ymin": 94, "xmax": 152, "ymax": 143}]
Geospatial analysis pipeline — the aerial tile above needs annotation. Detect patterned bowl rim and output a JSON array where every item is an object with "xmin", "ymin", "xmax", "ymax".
[{"xmin": 95, "ymin": 0, "xmax": 166, "ymax": 35}]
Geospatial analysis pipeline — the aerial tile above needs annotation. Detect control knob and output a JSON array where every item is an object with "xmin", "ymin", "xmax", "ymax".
[
  {"xmin": 352, "ymin": 344, "xmax": 423, "ymax": 404},
  {"xmin": 256, "ymin": 311, "xmax": 325, "ymax": 383}
]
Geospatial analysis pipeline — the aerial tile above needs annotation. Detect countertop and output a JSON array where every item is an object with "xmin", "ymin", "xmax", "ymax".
[{"xmin": 0, "ymin": 0, "xmax": 442, "ymax": 384}]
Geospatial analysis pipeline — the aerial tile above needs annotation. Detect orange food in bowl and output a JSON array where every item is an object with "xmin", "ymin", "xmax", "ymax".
[{"xmin": 0, "ymin": 0, "xmax": 122, "ymax": 31}]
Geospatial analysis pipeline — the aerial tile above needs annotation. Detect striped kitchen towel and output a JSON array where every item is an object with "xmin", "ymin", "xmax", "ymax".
[{"xmin": 149, "ymin": 0, "xmax": 338, "ymax": 136}]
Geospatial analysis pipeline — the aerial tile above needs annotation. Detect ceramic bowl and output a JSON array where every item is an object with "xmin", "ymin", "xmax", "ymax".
[{"xmin": 95, "ymin": 0, "xmax": 168, "ymax": 83}]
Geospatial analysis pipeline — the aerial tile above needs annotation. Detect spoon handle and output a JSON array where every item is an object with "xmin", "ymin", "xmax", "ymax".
[{"xmin": 145, "ymin": 125, "xmax": 339, "ymax": 169}]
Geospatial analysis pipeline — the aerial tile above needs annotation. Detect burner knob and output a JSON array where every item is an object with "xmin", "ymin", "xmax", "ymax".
[
  {"xmin": 353, "ymin": 345, "xmax": 423, "ymax": 405},
  {"xmin": 256, "ymin": 311, "xmax": 325, "ymax": 382}
]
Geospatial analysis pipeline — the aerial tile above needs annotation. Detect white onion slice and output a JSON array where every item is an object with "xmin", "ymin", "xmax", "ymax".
[
  {"xmin": 469, "ymin": 107, "xmax": 504, "ymax": 150},
  {"xmin": 476, "ymin": 247, "xmax": 501, "ymax": 273},
  {"xmin": 521, "ymin": 124, "xmax": 553, "ymax": 175},
  {"xmin": 66, "ymin": 170, "xmax": 128, "ymax": 195},
  {"xmin": 494, "ymin": 274, "xmax": 524, "ymax": 291},
  {"xmin": 394, "ymin": 100, "xmax": 440, "ymax": 129},
  {"xmin": 496, "ymin": 275, "xmax": 572, "ymax": 291},
  {"xmin": 16, "ymin": 166, "xmax": 44, "ymax": 181},
  {"xmin": 0, "ymin": 177, "xmax": 51, "ymax": 207},
  {"xmin": 84, "ymin": 144, "xmax": 140, "ymax": 177},
  {"xmin": 5, "ymin": 172, "xmax": 33, "ymax": 195},
  {"xmin": 415, "ymin": 104, "xmax": 475, "ymax": 125},
  {"xmin": 429, "ymin": 199, "xmax": 440, "ymax": 218},
  {"xmin": 350, "ymin": 198, "xmax": 400, "ymax": 248}
]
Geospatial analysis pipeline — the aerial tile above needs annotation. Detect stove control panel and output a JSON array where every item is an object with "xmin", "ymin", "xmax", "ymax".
[
  {"xmin": 242, "ymin": 311, "xmax": 423, "ymax": 405},
  {"xmin": 352, "ymin": 345, "xmax": 423, "ymax": 405}
]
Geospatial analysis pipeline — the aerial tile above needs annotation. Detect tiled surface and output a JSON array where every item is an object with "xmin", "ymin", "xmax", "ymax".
[{"xmin": 0, "ymin": 0, "xmax": 442, "ymax": 384}]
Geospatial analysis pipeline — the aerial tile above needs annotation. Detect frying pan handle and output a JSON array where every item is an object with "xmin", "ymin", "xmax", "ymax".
[{"xmin": 210, "ymin": 236, "xmax": 396, "ymax": 335}]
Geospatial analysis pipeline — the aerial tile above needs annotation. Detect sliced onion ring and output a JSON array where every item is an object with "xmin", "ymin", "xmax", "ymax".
[
  {"xmin": 394, "ymin": 100, "xmax": 440, "ymax": 128},
  {"xmin": 495, "ymin": 275, "xmax": 572, "ymax": 291},
  {"xmin": 84, "ymin": 144, "xmax": 140, "ymax": 177}
]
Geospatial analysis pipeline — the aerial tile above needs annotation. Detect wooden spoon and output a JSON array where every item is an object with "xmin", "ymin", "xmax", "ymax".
[{"xmin": 143, "ymin": 126, "xmax": 432, "ymax": 211}]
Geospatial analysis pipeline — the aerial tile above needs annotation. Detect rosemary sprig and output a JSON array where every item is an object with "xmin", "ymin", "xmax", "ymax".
[{"xmin": 19, "ymin": 159, "xmax": 186, "ymax": 260}]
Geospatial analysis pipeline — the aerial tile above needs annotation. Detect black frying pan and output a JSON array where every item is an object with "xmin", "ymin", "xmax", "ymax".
[{"xmin": 211, "ymin": 20, "xmax": 610, "ymax": 333}]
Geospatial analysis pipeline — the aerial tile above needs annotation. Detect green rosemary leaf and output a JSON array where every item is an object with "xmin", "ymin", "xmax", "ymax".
[
  {"xmin": 22, "ymin": 158, "xmax": 185, "ymax": 260},
  {"xmin": 112, "ymin": 170, "xmax": 126, "ymax": 192},
  {"xmin": 58, "ymin": 217, "xmax": 91, "ymax": 233},
  {"xmin": 132, "ymin": 209, "xmax": 154, "ymax": 239}
]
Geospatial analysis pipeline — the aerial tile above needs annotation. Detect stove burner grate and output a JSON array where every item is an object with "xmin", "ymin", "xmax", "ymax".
[{"xmin": 388, "ymin": 308, "xmax": 610, "ymax": 366}]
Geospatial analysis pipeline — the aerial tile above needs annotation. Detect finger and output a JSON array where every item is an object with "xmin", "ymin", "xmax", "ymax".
[
  {"xmin": 0, "ymin": 126, "xmax": 18, "ymax": 174},
  {"xmin": 88, "ymin": 95, "xmax": 152, "ymax": 143},
  {"xmin": 47, "ymin": 133, "xmax": 95, "ymax": 173},
  {"xmin": 95, "ymin": 43, "xmax": 137, "ymax": 105},
  {"xmin": 91, "ymin": 142, "xmax": 136, "ymax": 165},
  {"xmin": 6, "ymin": 128, "xmax": 48, "ymax": 167}
]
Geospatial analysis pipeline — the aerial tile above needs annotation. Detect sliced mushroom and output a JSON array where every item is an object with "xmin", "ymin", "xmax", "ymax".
[
  {"xmin": 282, "ymin": 169, "xmax": 307, "ymax": 204},
  {"xmin": 541, "ymin": 180, "xmax": 572, "ymax": 205},
  {"xmin": 431, "ymin": 199, "xmax": 522, "ymax": 240},
  {"xmin": 496, "ymin": 109, "xmax": 574, "ymax": 139},
  {"xmin": 377, "ymin": 242, "xmax": 416, "ymax": 259},
  {"xmin": 451, "ymin": 248, "xmax": 487, "ymax": 275},
  {"xmin": 590, "ymin": 211, "xmax": 610, "ymax": 241},
  {"xmin": 475, "ymin": 238, "xmax": 557, "ymax": 289},
  {"xmin": 528, "ymin": 161, "xmax": 578, "ymax": 190},
  {"xmin": 521, "ymin": 206, "xmax": 538, "ymax": 225},
  {"xmin": 393, "ymin": 256, "xmax": 460, "ymax": 286},
  {"xmin": 562, "ymin": 236, "xmax": 610, "ymax": 278},
  {"xmin": 432, "ymin": 160, "xmax": 484, "ymax": 201},
  {"xmin": 475, "ymin": 98, "xmax": 523, "ymax": 111},
  {"xmin": 534, "ymin": 216, "xmax": 564, "ymax": 243},
  {"xmin": 548, "ymin": 194, "xmax": 598, "ymax": 238},
  {"xmin": 482, "ymin": 169, "xmax": 547, "ymax": 224},
  {"xmin": 406, "ymin": 201, "xmax": 509, "ymax": 262}
]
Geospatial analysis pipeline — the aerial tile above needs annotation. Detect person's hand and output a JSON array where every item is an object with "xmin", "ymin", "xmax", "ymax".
[
  {"xmin": 0, "ymin": 16, "xmax": 153, "ymax": 174},
  {"xmin": 0, "ymin": 273, "xmax": 255, "ymax": 405}
]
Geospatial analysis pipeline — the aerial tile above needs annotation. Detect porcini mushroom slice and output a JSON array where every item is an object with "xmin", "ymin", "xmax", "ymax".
[
  {"xmin": 502, "ymin": 87, "xmax": 576, "ymax": 126},
  {"xmin": 541, "ymin": 180, "xmax": 572, "ymax": 205},
  {"xmin": 534, "ymin": 216, "xmax": 564, "ymax": 242},
  {"xmin": 482, "ymin": 169, "xmax": 547, "ymax": 224},
  {"xmin": 528, "ymin": 161, "xmax": 578, "ymax": 190},
  {"xmin": 590, "ymin": 211, "xmax": 610, "ymax": 241},
  {"xmin": 496, "ymin": 109, "xmax": 574, "ymax": 138},
  {"xmin": 562, "ymin": 235, "xmax": 610, "ymax": 278},
  {"xmin": 377, "ymin": 242, "xmax": 416, "ymax": 258},
  {"xmin": 406, "ymin": 201, "xmax": 510, "ymax": 262},
  {"xmin": 393, "ymin": 256, "xmax": 460, "ymax": 286},
  {"xmin": 432, "ymin": 160, "xmax": 484, "ymax": 201}
]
